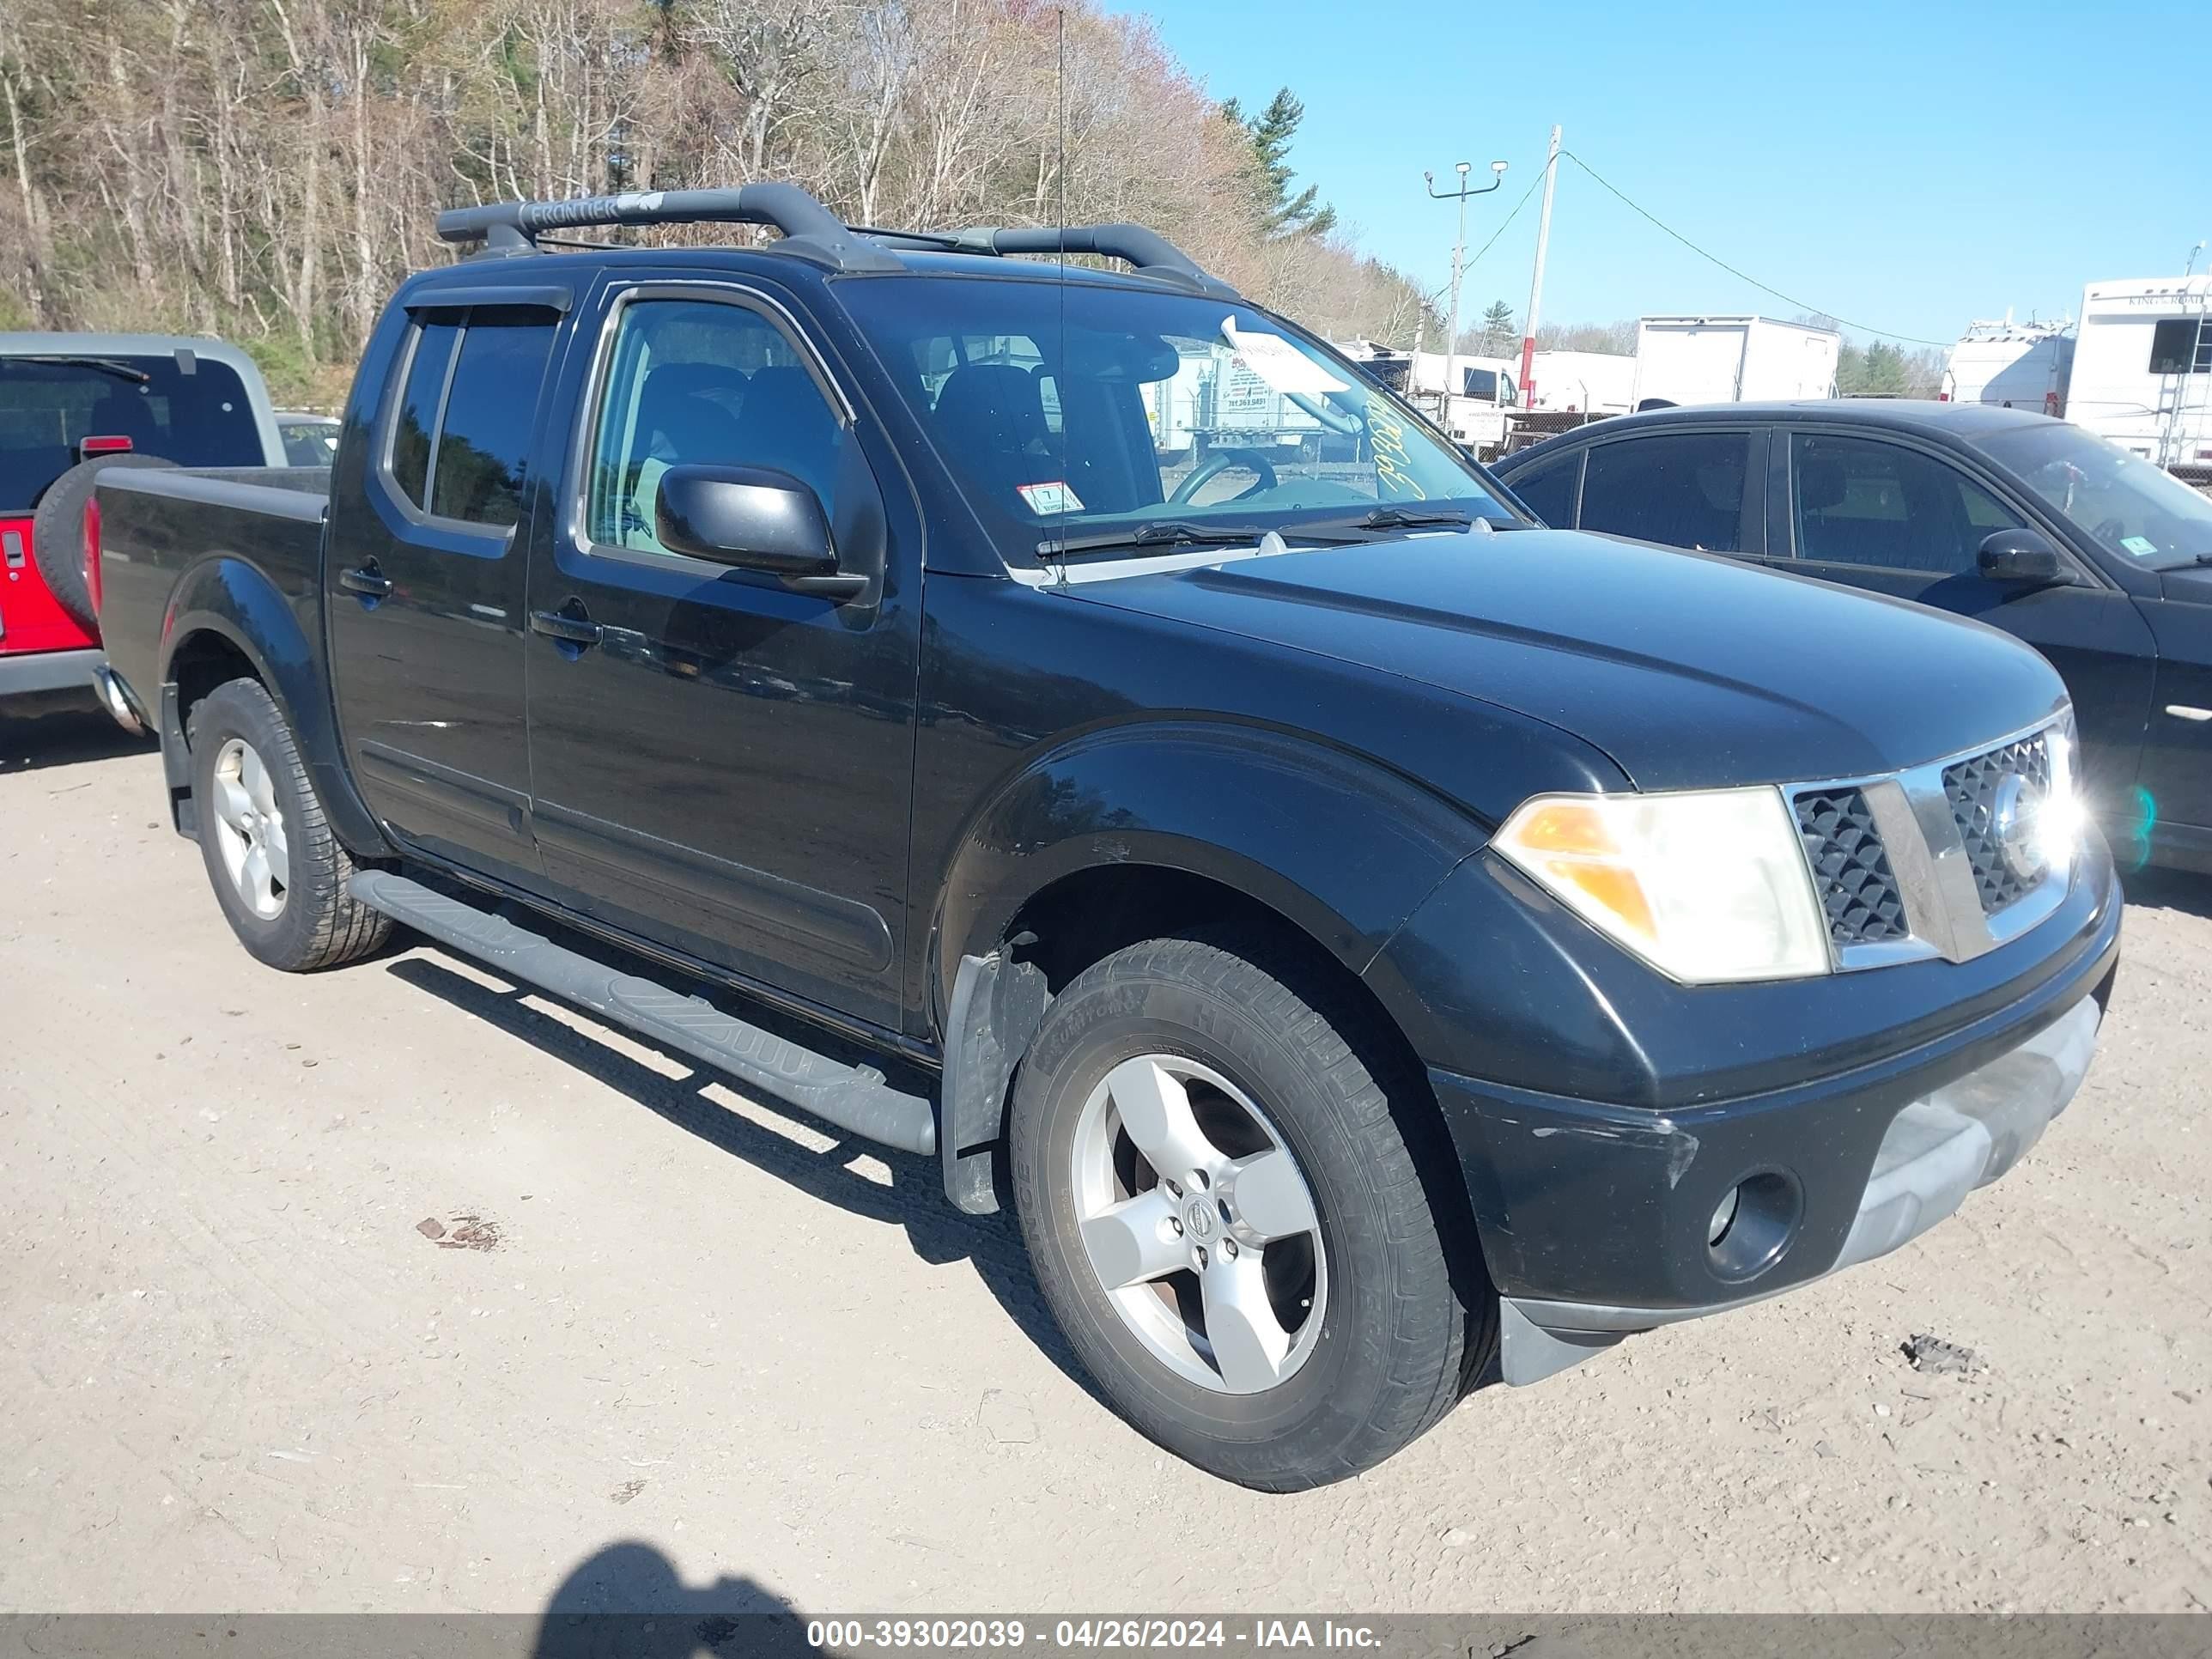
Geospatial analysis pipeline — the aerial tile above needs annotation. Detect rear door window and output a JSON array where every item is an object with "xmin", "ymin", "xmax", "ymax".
[
  {"xmin": 389, "ymin": 322, "xmax": 459, "ymax": 509},
  {"xmin": 1790, "ymin": 432, "xmax": 2021, "ymax": 574},
  {"xmin": 430, "ymin": 311, "xmax": 556, "ymax": 526},
  {"xmin": 1504, "ymin": 447, "xmax": 1582, "ymax": 526},
  {"xmin": 1578, "ymin": 431, "xmax": 1754, "ymax": 552},
  {"xmin": 0, "ymin": 352, "xmax": 262, "ymax": 511},
  {"xmin": 384, "ymin": 307, "xmax": 557, "ymax": 530}
]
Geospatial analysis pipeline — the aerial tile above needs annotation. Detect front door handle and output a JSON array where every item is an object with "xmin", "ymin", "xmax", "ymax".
[
  {"xmin": 530, "ymin": 606, "xmax": 604, "ymax": 648},
  {"xmin": 339, "ymin": 563, "xmax": 392, "ymax": 599}
]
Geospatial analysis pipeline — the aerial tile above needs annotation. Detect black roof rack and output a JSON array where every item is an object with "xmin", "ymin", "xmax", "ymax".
[
  {"xmin": 434, "ymin": 184, "xmax": 1239, "ymax": 298},
  {"xmin": 922, "ymin": 224, "xmax": 1238, "ymax": 300},
  {"xmin": 434, "ymin": 185, "xmax": 902, "ymax": 271}
]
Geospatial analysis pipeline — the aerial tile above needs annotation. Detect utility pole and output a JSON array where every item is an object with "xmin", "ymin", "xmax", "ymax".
[
  {"xmin": 1520, "ymin": 125, "xmax": 1561, "ymax": 408},
  {"xmin": 1426, "ymin": 159, "xmax": 1507, "ymax": 430}
]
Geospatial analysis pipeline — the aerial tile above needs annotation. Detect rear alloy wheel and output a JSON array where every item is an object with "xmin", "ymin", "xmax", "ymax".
[
  {"xmin": 208, "ymin": 736, "xmax": 290, "ymax": 920},
  {"xmin": 1012, "ymin": 933, "xmax": 1492, "ymax": 1491},
  {"xmin": 188, "ymin": 677, "xmax": 392, "ymax": 971}
]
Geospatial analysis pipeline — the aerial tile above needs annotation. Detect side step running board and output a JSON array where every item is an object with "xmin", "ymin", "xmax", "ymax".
[{"xmin": 349, "ymin": 871, "xmax": 936, "ymax": 1157}]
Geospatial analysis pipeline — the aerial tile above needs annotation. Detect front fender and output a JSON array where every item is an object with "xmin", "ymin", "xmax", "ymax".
[
  {"xmin": 932, "ymin": 720, "xmax": 1491, "ymax": 1024},
  {"xmin": 161, "ymin": 556, "xmax": 390, "ymax": 859}
]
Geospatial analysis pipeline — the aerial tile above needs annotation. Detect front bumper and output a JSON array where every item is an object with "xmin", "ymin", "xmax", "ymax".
[
  {"xmin": 1483, "ymin": 993, "xmax": 2102, "ymax": 1383},
  {"xmin": 1401, "ymin": 836, "xmax": 2123, "ymax": 1386}
]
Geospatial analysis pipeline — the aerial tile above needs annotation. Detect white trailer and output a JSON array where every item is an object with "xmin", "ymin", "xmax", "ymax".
[
  {"xmin": 1940, "ymin": 316, "xmax": 2074, "ymax": 413},
  {"xmin": 1630, "ymin": 315, "xmax": 1840, "ymax": 408},
  {"xmin": 2064, "ymin": 277, "xmax": 2212, "ymax": 470},
  {"xmin": 1528, "ymin": 349, "xmax": 1636, "ymax": 414}
]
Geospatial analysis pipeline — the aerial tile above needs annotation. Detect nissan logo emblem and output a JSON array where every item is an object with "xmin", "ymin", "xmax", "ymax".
[{"xmin": 1992, "ymin": 773, "xmax": 2049, "ymax": 884}]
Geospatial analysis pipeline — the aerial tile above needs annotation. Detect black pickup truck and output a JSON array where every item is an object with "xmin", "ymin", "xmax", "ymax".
[{"xmin": 91, "ymin": 185, "xmax": 2121, "ymax": 1491}]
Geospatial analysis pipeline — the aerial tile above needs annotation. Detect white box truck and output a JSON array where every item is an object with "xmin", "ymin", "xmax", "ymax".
[
  {"xmin": 2063, "ymin": 276, "xmax": 2212, "ymax": 471},
  {"xmin": 1630, "ymin": 315, "xmax": 1840, "ymax": 408}
]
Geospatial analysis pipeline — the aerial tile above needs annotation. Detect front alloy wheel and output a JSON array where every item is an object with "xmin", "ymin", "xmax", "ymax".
[
  {"xmin": 1011, "ymin": 933, "xmax": 1492, "ymax": 1491},
  {"xmin": 1072, "ymin": 1054, "xmax": 1327, "ymax": 1394}
]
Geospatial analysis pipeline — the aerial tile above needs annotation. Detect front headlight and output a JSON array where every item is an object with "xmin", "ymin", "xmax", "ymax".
[
  {"xmin": 1493, "ymin": 788, "xmax": 1829, "ymax": 983},
  {"xmin": 2039, "ymin": 722, "xmax": 2086, "ymax": 878}
]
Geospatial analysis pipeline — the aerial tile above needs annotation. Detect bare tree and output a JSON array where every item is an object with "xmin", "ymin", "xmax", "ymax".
[{"xmin": 0, "ymin": 0, "xmax": 1446, "ymax": 399}]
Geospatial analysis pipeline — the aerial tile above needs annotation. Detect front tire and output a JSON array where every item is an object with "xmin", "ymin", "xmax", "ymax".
[
  {"xmin": 1010, "ymin": 933, "xmax": 1492, "ymax": 1490},
  {"xmin": 187, "ymin": 678, "xmax": 392, "ymax": 971}
]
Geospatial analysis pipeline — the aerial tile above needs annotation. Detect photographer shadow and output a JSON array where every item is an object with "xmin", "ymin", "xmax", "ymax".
[{"xmin": 532, "ymin": 1540, "xmax": 821, "ymax": 1659}]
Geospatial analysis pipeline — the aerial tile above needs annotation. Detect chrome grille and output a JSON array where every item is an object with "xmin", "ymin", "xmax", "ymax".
[
  {"xmin": 1795, "ymin": 788, "xmax": 1910, "ymax": 946},
  {"xmin": 1786, "ymin": 714, "xmax": 2073, "ymax": 971},
  {"xmin": 1942, "ymin": 734, "xmax": 2053, "ymax": 915}
]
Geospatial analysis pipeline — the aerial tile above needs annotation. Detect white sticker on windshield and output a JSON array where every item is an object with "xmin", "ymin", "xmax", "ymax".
[
  {"xmin": 1220, "ymin": 319, "xmax": 1348, "ymax": 397},
  {"xmin": 1018, "ymin": 480, "xmax": 1085, "ymax": 514},
  {"xmin": 2121, "ymin": 534, "xmax": 2159, "ymax": 558}
]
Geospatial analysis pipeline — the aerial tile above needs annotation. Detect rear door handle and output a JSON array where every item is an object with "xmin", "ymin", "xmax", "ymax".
[
  {"xmin": 339, "ymin": 564, "xmax": 392, "ymax": 599},
  {"xmin": 530, "ymin": 607, "xmax": 604, "ymax": 647}
]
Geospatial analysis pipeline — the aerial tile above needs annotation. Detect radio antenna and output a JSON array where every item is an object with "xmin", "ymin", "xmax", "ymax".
[{"xmin": 1048, "ymin": 6, "xmax": 1070, "ymax": 576}]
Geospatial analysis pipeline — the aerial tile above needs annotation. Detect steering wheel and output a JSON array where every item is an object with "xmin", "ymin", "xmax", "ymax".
[
  {"xmin": 2092, "ymin": 516, "xmax": 2128, "ymax": 548},
  {"xmin": 1170, "ymin": 446, "xmax": 1278, "ymax": 506}
]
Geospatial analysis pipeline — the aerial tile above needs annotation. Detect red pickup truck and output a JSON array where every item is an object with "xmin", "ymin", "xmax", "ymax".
[{"xmin": 1, "ymin": 333, "xmax": 285, "ymax": 714}]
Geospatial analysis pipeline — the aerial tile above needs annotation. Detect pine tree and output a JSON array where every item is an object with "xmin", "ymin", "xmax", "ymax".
[
  {"xmin": 1859, "ymin": 341, "xmax": 1911, "ymax": 398},
  {"xmin": 1478, "ymin": 299, "xmax": 1516, "ymax": 355},
  {"xmin": 1224, "ymin": 88, "xmax": 1337, "ymax": 240}
]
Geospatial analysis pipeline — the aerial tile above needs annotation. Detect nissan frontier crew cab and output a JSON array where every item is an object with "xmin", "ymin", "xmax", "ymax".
[{"xmin": 88, "ymin": 185, "xmax": 2120, "ymax": 1492}]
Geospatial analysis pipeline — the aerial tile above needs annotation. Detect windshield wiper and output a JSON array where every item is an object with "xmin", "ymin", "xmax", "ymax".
[
  {"xmin": 1040, "ymin": 519, "xmax": 1368, "ymax": 558},
  {"xmin": 4, "ymin": 354, "xmax": 153, "ymax": 385},
  {"xmin": 1324, "ymin": 505, "xmax": 1475, "ymax": 533}
]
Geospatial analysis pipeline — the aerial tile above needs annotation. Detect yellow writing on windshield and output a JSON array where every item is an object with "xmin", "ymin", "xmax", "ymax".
[{"xmin": 1369, "ymin": 404, "xmax": 1428, "ymax": 501}]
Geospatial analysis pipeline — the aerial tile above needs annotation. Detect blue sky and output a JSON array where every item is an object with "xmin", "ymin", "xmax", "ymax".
[{"xmin": 1106, "ymin": 0, "xmax": 2206, "ymax": 345}]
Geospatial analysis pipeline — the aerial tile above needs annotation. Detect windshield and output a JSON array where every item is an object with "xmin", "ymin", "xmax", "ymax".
[
  {"xmin": 279, "ymin": 419, "xmax": 340, "ymax": 467},
  {"xmin": 1978, "ymin": 420, "xmax": 2212, "ymax": 572},
  {"xmin": 837, "ymin": 275, "xmax": 1518, "ymax": 560},
  {"xmin": 0, "ymin": 352, "xmax": 261, "ymax": 510}
]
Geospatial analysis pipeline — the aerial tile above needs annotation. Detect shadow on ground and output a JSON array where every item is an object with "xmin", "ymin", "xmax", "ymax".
[
  {"xmin": 2120, "ymin": 866, "xmax": 2212, "ymax": 923},
  {"xmin": 386, "ymin": 944, "xmax": 1105, "ymax": 1413},
  {"xmin": 0, "ymin": 703, "xmax": 152, "ymax": 776},
  {"xmin": 532, "ymin": 1541, "xmax": 823, "ymax": 1657}
]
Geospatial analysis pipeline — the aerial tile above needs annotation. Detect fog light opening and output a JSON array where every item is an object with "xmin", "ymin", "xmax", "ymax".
[
  {"xmin": 1705, "ymin": 1171, "xmax": 1802, "ymax": 1281},
  {"xmin": 1707, "ymin": 1185, "xmax": 1741, "ymax": 1248}
]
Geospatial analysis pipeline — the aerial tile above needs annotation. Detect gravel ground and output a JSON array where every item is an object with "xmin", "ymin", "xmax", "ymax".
[{"xmin": 3, "ymin": 705, "xmax": 2207, "ymax": 1616}]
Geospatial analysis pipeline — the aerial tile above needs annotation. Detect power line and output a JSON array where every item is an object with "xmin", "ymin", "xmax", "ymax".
[
  {"xmin": 1457, "ymin": 169, "xmax": 1542, "ymax": 281},
  {"xmin": 1559, "ymin": 150, "xmax": 1951, "ymax": 348}
]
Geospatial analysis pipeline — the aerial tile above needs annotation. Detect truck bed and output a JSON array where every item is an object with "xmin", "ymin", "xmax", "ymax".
[{"xmin": 93, "ymin": 467, "xmax": 331, "ymax": 721}]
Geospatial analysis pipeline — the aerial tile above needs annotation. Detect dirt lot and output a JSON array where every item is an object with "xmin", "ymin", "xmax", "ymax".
[{"xmin": 3, "ymin": 705, "xmax": 2208, "ymax": 1617}]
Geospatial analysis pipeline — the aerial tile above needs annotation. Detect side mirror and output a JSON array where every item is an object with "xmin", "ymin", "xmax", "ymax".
[
  {"xmin": 655, "ymin": 465, "xmax": 864, "ymax": 599},
  {"xmin": 1977, "ymin": 526, "xmax": 2068, "ymax": 586}
]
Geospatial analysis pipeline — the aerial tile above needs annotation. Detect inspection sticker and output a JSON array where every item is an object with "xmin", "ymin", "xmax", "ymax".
[
  {"xmin": 1017, "ymin": 480, "xmax": 1085, "ymax": 514},
  {"xmin": 2121, "ymin": 534, "xmax": 2160, "ymax": 559},
  {"xmin": 1221, "ymin": 318, "xmax": 1347, "ymax": 396}
]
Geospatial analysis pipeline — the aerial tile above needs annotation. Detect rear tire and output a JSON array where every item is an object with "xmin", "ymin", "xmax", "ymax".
[
  {"xmin": 30, "ymin": 454, "xmax": 174, "ymax": 632},
  {"xmin": 1009, "ymin": 933, "xmax": 1492, "ymax": 1491},
  {"xmin": 187, "ymin": 678, "xmax": 392, "ymax": 971}
]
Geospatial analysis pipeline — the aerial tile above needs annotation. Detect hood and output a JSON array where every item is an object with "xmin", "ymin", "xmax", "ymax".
[
  {"xmin": 2158, "ymin": 564, "xmax": 2212, "ymax": 604},
  {"xmin": 1070, "ymin": 528, "xmax": 2069, "ymax": 791}
]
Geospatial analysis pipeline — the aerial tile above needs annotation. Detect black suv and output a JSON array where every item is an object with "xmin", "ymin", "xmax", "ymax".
[{"xmin": 89, "ymin": 186, "xmax": 2119, "ymax": 1490}]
